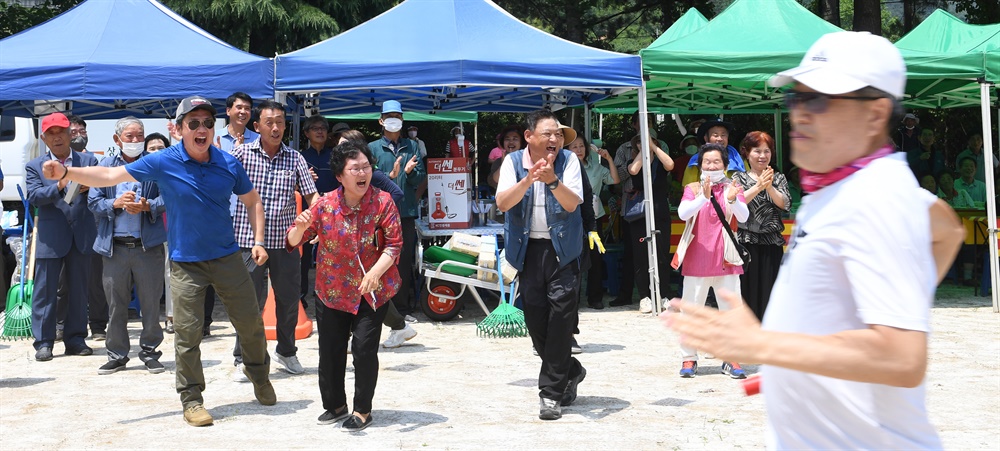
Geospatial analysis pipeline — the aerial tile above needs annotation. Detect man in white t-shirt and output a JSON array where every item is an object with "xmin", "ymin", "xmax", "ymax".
[{"xmin": 664, "ymin": 31, "xmax": 965, "ymax": 449}]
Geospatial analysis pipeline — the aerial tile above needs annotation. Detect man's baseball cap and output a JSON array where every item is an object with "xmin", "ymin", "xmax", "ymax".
[
  {"xmin": 407, "ymin": 125, "xmax": 418, "ymax": 131},
  {"xmin": 381, "ymin": 100, "xmax": 402, "ymax": 114},
  {"xmin": 330, "ymin": 122, "xmax": 350, "ymax": 135},
  {"xmin": 41, "ymin": 112, "xmax": 70, "ymax": 134},
  {"xmin": 175, "ymin": 96, "xmax": 217, "ymax": 120},
  {"xmin": 769, "ymin": 31, "xmax": 906, "ymax": 99}
]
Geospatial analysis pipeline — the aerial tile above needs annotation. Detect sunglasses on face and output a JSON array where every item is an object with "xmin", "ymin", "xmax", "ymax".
[
  {"xmin": 782, "ymin": 91, "xmax": 885, "ymax": 114},
  {"xmin": 185, "ymin": 118, "xmax": 216, "ymax": 130}
]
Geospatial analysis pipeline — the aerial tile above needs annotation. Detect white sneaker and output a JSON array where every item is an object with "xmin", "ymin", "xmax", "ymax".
[
  {"xmin": 404, "ymin": 315, "xmax": 418, "ymax": 324},
  {"xmin": 639, "ymin": 297, "xmax": 653, "ymax": 314},
  {"xmin": 233, "ymin": 363, "xmax": 249, "ymax": 383},
  {"xmin": 274, "ymin": 352, "xmax": 304, "ymax": 374},
  {"xmin": 382, "ymin": 324, "xmax": 417, "ymax": 348}
]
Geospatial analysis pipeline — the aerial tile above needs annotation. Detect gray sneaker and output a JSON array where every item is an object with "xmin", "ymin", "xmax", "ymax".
[
  {"xmin": 274, "ymin": 352, "xmax": 304, "ymax": 374},
  {"xmin": 539, "ymin": 398, "xmax": 562, "ymax": 420}
]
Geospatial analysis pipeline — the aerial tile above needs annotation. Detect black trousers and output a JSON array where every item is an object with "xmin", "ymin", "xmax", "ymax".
[
  {"xmin": 627, "ymin": 208, "xmax": 673, "ymax": 300},
  {"xmin": 520, "ymin": 239, "xmax": 584, "ymax": 402},
  {"xmin": 391, "ymin": 217, "xmax": 416, "ymax": 312},
  {"xmin": 617, "ymin": 223, "xmax": 635, "ymax": 302},
  {"xmin": 581, "ymin": 235, "xmax": 604, "ymax": 305},
  {"xmin": 739, "ymin": 243, "xmax": 784, "ymax": 321},
  {"xmin": 316, "ymin": 299, "xmax": 388, "ymax": 415}
]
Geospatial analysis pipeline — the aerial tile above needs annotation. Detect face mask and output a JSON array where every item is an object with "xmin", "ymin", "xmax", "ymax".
[
  {"xmin": 120, "ymin": 141, "xmax": 144, "ymax": 158},
  {"xmin": 702, "ymin": 169, "xmax": 726, "ymax": 183},
  {"xmin": 905, "ymin": 125, "xmax": 915, "ymax": 130},
  {"xmin": 685, "ymin": 145, "xmax": 699, "ymax": 155},
  {"xmin": 407, "ymin": 131, "xmax": 417, "ymax": 139},
  {"xmin": 383, "ymin": 118, "xmax": 403, "ymax": 133},
  {"xmin": 70, "ymin": 136, "xmax": 88, "ymax": 151}
]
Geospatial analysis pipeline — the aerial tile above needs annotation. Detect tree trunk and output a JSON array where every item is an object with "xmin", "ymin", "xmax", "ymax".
[
  {"xmin": 819, "ymin": 0, "xmax": 840, "ymax": 27},
  {"xmin": 853, "ymin": 0, "xmax": 882, "ymax": 36},
  {"xmin": 903, "ymin": 0, "xmax": 916, "ymax": 33}
]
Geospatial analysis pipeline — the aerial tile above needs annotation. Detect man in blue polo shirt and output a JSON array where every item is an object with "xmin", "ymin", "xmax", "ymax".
[{"xmin": 42, "ymin": 96, "xmax": 276, "ymax": 428}]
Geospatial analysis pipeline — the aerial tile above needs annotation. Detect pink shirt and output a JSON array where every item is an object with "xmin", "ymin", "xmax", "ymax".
[{"xmin": 680, "ymin": 184, "xmax": 746, "ymax": 277}]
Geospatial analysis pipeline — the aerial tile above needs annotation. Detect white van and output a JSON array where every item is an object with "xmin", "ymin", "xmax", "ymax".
[{"xmin": 0, "ymin": 114, "xmax": 39, "ymax": 205}]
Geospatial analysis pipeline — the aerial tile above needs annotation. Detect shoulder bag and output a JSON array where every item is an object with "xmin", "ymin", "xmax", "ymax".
[{"xmin": 708, "ymin": 194, "xmax": 751, "ymax": 267}]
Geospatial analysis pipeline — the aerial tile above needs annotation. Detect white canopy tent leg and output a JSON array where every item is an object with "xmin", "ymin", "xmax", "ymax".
[
  {"xmin": 598, "ymin": 113, "xmax": 604, "ymax": 140},
  {"xmin": 774, "ymin": 111, "xmax": 783, "ymax": 172},
  {"xmin": 982, "ymin": 82, "xmax": 999, "ymax": 313},
  {"xmin": 637, "ymin": 81, "xmax": 662, "ymax": 314}
]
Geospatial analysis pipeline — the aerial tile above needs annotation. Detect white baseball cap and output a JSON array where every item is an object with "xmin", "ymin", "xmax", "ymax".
[{"xmin": 769, "ymin": 31, "xmax": 906, "ymax": 99}]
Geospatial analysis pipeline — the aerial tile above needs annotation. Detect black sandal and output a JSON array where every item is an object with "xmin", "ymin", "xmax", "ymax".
[{"xmin": 342, "ymin": 413, "xmax": 373, "ymax": 432}]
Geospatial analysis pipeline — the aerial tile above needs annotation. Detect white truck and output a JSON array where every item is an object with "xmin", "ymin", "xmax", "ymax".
[{"xmin": 0, "ymin": 114, "xmax": 39, "ymax": 211}]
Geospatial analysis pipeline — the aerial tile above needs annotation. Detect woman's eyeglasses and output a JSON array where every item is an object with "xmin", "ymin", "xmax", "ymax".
[
  {"xmin": 346, "ymin": 166, "xmax": 372, "ymax": 176},
  {"xmin": 783, "ymin": 91, "xmax": 885, "ymax": 114},
  {"xmin": 185, "ymin": 118, "xmax": 216, "ymax": 130}
]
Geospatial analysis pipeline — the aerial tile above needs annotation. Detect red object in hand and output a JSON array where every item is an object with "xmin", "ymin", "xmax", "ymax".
[{"xmin": 741, "ymin": 374, "xmax": 761, "ymax": 396}]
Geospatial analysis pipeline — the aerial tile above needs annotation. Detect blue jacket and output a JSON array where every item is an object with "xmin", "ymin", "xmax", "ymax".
[
  {"xmin": 87, "ymin": 152, "xmax": 167, "ymax": 257},
  {"xmin": 368, "ymin": 137, "xmax": 426, "ymax": 218},
  {"xmin": 26, "ymin": 151, "xmax": 98, "ymax": 258},
  {"xmin": 503, "ymin": 148, "xmax": 583, "ymax": 272}
]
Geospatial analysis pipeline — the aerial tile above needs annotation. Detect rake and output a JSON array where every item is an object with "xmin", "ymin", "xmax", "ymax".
[
  {"xmin": 477, "ymin": 239, "xmax": 526, "ymax": 338},
  {"xmin": 2, "ymin": 186, "xmax": 35, "ymax": 340}
]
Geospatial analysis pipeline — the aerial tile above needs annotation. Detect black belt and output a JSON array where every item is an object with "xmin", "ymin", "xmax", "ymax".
[{"xmin": 113, "ymin": 237, "xmax": 142, "ymax": 248}]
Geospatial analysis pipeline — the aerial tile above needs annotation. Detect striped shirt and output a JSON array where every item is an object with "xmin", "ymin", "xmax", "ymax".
[{"xmin": 231, "ymin": 138, "xmax": 318, "ymax": 249}]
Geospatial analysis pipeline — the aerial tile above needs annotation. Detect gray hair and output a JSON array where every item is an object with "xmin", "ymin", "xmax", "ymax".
[{"xmin": 114, "ymin": 116, "xmax": 144, "ymax": 136}]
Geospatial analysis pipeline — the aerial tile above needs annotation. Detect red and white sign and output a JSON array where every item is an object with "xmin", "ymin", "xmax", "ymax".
[{"xmin": 427, "ymin": 158, "xmax": 472, "ymax": 229}]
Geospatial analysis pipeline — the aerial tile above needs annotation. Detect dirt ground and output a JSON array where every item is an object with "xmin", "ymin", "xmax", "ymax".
[{"xmin": 1, "ymin": 286, "xmax": 998, "ymax": 450}]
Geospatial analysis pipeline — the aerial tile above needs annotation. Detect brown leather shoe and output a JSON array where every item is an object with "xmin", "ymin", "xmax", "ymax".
[{"xmin": 253, "ymin": 378, "xmax": 277, "ymax": 406}]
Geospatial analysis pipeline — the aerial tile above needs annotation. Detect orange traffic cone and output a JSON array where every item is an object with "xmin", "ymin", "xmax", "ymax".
[{"xmin": 263, "ymin": 287, "xmax": 313, "ymax": 340}]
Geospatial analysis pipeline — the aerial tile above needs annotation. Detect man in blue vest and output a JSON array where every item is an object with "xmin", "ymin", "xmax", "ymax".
[{"xmin": 496, "ymin": 109, "xmax": 586, "ymax": 421}]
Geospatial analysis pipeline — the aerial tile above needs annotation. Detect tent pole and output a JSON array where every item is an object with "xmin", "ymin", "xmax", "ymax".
[
  {"xmin": 774, "ymin": 111, "xmax": 783, "ymax": 172},
  {"xmin": 599, "ymin": 113, "xmax": 604, "ymax": 139},
  {"xmin": 637, "ymin": 80, "xmax": 662, "ymax": 314},
  {"xmin": 474, "ymin": 121, "xmax": 479, "ymax": 200},
  {"xmin": 584, "ymin": 102, "xmax": 592, "ymax": 150},
  {"xmin": 291, "ymin": 95, "xmax": 301, "ymax": 151},
  {"xmin": 981, "ymin": 82, "xmax": 999, "ymax": 313}
]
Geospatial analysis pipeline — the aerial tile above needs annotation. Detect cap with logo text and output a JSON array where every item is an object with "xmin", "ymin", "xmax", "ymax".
[{"xmin": 175, "ymin": 96, "xmax": 217, "ymax": 120}]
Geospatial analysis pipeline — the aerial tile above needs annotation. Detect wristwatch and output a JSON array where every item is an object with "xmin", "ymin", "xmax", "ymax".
[
  {"xmin": 546, "ymin": 179, "xmax": 560, "ymax": 190},
  {"xmin": 254, "ymin": 241, "xmax": 265, "ymax": 247}
]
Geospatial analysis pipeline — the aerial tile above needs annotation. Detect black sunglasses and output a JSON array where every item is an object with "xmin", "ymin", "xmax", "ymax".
[
  {"xmin": 185, "ymin": 118, "xmax": 216, "ymax": 130},
  {"xmin": 783, "ymin": 91, "xmax": 885, "ymax": 114}
]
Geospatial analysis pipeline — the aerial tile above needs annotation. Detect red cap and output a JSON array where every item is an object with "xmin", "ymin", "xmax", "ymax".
[{"xmin": 41, "ymin": 112, "xmax": 70, "ymax": 134}]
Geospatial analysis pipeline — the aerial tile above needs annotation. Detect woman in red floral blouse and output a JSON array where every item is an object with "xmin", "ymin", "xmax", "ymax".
[{"xmin": 287, "ymin": 141, "xmax": 402, "ymax": 432}]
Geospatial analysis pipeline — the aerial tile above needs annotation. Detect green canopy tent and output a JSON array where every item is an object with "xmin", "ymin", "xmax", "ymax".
[
  {"xmin": 591, "ymin": 7, "xmax": 707, "ymax": 135},
  {"xmin": 896, "ymin": 9, "xmax": 999, "ymax": 109},
  {"xmin": 895, "ymin": 10, "xmax": 1000, "ymax": 311},
  {"xmin": 595, "ymin": 0, "xmax": 842, "ymax": 115}
]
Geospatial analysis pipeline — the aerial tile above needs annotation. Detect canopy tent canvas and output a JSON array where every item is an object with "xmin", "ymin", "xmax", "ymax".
[
  {"xmin": 324, "ymin": 112, "xmax": 477, "ymax": 122},
  {"xmin": 594, "ymin": 0, "xmax": 842, "ymax": 114},
  {"xmin": 273, "ymin": 0, "xmax": 642, "ymax": 115},
  {"xmin": 0, "ymin": 0, "xmax": 274, "ymax": 119},
  {"xmin": 895, "ymin": 9, "xmax": 1000, "ymax": 109}
]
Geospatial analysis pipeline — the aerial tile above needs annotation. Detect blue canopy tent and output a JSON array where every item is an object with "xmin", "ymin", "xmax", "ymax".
[
  {"xmin": 273, "ymin": 0, "xmax": 672, "ymax": 307},
  {"xmin": 273, "ymin": 0, "xmax": 641, "ymax": 115},
  {"xmin": 0, "ymin": 0, "xmax": 274, "ymax": 119}
]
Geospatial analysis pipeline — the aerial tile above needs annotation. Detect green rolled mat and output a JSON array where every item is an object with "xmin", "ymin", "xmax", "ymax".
[{"xmin": 423, "ymin": 246, "xmax": 478, "ymax": 277}]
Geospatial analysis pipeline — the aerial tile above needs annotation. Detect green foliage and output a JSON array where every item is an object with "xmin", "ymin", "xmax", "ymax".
[{"xmin": 0, "ymin": 0, "xmax": 80, "ymax": 38}]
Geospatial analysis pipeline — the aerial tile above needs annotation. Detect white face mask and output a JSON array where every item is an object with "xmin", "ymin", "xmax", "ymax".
[
  {"xmin": 407, "ymin": 130, "xmax": 417, "ymax": 139},
  {"xmin": 905, "ymin": 125, "xmax": 915, "ymax": 130},
  {"xmin": 120, "ymin": 141, "xmax": 144, "ymax": 158},
  {"xmin": 702, "ymin": 169, "xmax": 726, "ymax": 183},
  {"xmin": 383, "ymin": 118, "xmax": 403, "ymax": 133},
  {"xmin": 685, "ymin": 145, "xmax": 699, "ymax": 155}
]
